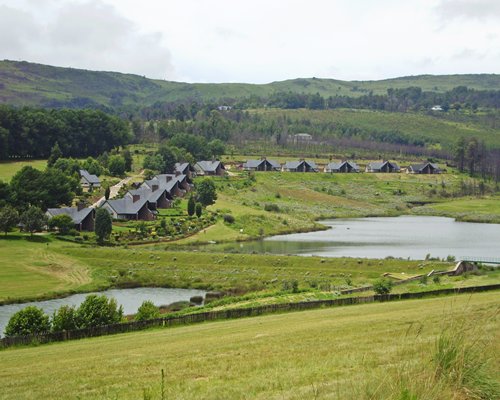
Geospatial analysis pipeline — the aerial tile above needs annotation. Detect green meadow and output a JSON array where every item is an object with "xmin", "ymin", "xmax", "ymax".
[
  {"xmin": 0, "ymin": 159, "xmax": 47, "ymax": 182},
  {"xmin": 1, "ymin": 291, "xmax": 498, "ymax": 400}
]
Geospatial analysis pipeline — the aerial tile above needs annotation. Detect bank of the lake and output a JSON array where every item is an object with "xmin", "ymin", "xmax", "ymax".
[
  {"xmin": 174, "ymin": 216, "xmax": 500, "ymax": 260},
  {"xmin": 0, "ymin": 287, "xmax": 206, "ymax": 337}
]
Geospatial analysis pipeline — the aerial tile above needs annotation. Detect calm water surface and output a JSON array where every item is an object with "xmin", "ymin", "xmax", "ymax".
[
  {"xmin": 0, "ymin": 287, "xmax": 205, "ymax": 337},
  {"xmin": 195, "ymin": 216, "xmax": 500, "ymax": 260}
]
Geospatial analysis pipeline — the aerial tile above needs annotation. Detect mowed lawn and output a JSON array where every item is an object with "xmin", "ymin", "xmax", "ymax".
[
  {"xmin": 0, "ymin": 159, "xmax": 47, "ymax": 181},
  {"xmin": 0, "ymin": 236, "xmax": 90, "ymax": 302},
  {"xmin": 1, "ymin": 292, "xmax": 498, "ymax": 400}
]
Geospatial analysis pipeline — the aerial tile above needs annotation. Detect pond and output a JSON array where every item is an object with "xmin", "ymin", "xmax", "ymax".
[
  {"xmin": 0, "ymin": 287, "xmax": 205, "ymax": 337},
  {"xmin": 190, "ymin": 216, "xmax": 500, "ymax": 260}
]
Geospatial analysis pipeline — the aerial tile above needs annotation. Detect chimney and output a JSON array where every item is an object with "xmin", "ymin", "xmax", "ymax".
[
  {"xmin": 175, "ymin": 171, "xmax": 180, "ymax": 177},
  {"xmin": 165, "ymin": 175, "xmax": 172, "ymax": 182},
  {"xmin": 77, "ymin": 202, "xmax": 85, "ymax": 211},
  {"xmin": 132, "ymin": 194, "xmax": 140, "ymax": 203},
  {"xmin": 152, "ymin": 184, "xmax": 159, "ymax": 192}
]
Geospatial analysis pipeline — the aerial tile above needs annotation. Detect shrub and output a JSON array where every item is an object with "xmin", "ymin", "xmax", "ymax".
[
  {"xmin": 195, "ymin": 202, "xmax": 202, "ymax": 218},
  {"xmin": 5, "ymin": 306, "xmax": 51, "ymax": 337},
  {"xmin": 264, "ymin": 203, "xmax": 280, "ymax": 212},
  {"xmin": 187, "ymin": 196, "xmax": 196, "ymax": 216},
  {"xmin": 48, "ymin": 214, "xmax": 75, "ymax": 235},
  {"xmin": 76, "ymin": 295, "xmax": 123, "ymax": 328},
  {"xmin": 135, "ymin": 300, "xmax": 160, "ymax": 321},
  {"xmin": 51, "ymin": 305, "xmax": 78, "ymax": 332},
  {"xmin": 223, "ymin": 214, "xmax": 235, "ymax": 223},
  {"xmin": 373, "ymin": 278, "xmax": 393, "ymax": 294}
]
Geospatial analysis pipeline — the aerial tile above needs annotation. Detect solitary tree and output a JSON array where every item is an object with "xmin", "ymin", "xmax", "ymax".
[
  {"xmin": 104, "ymin": 186, "xmax": 111, "ymax": 200},
  {"xmin": 94, "ymin": 208, "xmax": 112, "ymax": 244},
  {"xmin": 187, "ymin": 196, "xmax": 196, "ymax": 216},
  {"xmin": 0, "ymin": 205, "xmax": 19, "ymax": 235},
  {"xmin": 121, "ymin": 149, "xmax": 133, "ymax": 172},
  {"xmin": 196, "ymin": 179, "xmax": 217, "ymax": 206},
  {"xmin": 20, "ymin": 206, "xmax": 47, "ymax": 236},
  {"xmin": 5, "ymin": 306, "xmax": 51, "ymax": 337}
]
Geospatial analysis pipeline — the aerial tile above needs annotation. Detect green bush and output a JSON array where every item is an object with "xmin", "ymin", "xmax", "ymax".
[
  {"xmin": 5, "ymin": 306, "xmax": 51, "ymax": 337},
  {"xmin": 51, "ymin": 305, "xmax": 78, "ymax": 332},
  {"xmin": 48, "ymin": 214, "xmax": 75, "ymax": 235},
  {"xmin": 264, "ymin": 203, "xmax": 280, "ymax": 212},
  {"xmin": 373, "ymin": 278, "xmax": 393, "ymax": 294},
  {"xmin": 223, "ymin": 214, "xmax": 235, "ymax": 223},
  {"xmin": 76, "ymin": 295, "xmax": 123, "ymax": 329},
  {"xmin": 135, "ymin": 300, "xmax": 160, "ymax": 321}
]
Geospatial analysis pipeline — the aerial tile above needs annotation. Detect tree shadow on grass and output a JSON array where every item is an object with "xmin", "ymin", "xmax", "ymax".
[{"xmin": 0, "ymin": 233, "xmax": 51, "ymax": 243}]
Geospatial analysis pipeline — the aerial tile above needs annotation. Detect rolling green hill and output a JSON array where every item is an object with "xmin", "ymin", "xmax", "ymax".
[{"xmin": 1, "ymin": 60, "xmax": 499, "ymax": 109}]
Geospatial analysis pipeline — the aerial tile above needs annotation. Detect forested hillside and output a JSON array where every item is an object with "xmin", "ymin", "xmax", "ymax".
[{"xmin": 1, "ymin": 60, "xmax": 499, "ymax": 111}]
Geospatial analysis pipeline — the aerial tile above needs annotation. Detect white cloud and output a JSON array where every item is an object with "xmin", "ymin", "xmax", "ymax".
[
  {"xmin": 0, "ymin": 0, "xmax": 498, "ymax": 83},
  {"xmin": 0, "ymin": 0, "xmax": 175, "ymax": 79}
]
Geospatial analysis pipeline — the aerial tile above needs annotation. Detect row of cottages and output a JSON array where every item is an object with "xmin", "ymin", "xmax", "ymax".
[
  {"xmin": 79, "ymin": 169, "xmax": 101, "ymax": 190},
  {"xmin": 102, "ymin": 172, "xmax": 192, "ymax": 221},
  {"xmin": 194, "ymin": 160, "xmax": 226, "ymax": 176}
]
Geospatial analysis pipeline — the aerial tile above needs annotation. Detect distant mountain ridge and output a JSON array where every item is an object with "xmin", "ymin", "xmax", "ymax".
[{"xmin": 1, "ymin": 60, "xmax": 499, "ymax": 110}]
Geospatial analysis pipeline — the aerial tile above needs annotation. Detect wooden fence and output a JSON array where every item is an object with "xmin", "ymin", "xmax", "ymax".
[{"xmin": 1, "ymin": 284, "xmax": 499, "ymax": 349}]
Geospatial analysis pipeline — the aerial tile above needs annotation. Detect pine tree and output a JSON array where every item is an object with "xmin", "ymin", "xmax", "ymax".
[
  {"xmin": 95, "ymin": 208, "xmax": 112, "ymax": 244},
  {"xmin": 47, "ymin": 142, "xmax": 63, "ymax": 167},
  {"xmin": 187, "ymin": 196, "xmax": 196, "ymax": 216}
]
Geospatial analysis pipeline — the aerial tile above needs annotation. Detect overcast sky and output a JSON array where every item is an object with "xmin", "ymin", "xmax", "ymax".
[{"xmin": 0, "ymin": 0, "xmax": 499, "ymax": 83}]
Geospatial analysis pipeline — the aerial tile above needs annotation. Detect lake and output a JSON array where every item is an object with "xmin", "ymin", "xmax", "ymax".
[
  {"xmin": 0, "ymin": 287, "xmax": 205, "ymax": 337},
  {"xmin": 191, "ymin": 216, "xmax": 500, "ymax": 260}
]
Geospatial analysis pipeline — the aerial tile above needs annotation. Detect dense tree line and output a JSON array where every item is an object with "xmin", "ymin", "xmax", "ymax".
[{"xmin": 0, "ymin": 106, "xmax": 132, "ymax": 160}]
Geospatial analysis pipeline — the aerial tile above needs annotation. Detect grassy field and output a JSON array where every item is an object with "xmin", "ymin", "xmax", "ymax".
[
  {"xmin": 175, "ymin": 170, "xmax": 500, "ymax": 244},
  {"xmin": 0, "ymin": 233, "xmax": 456, "ymax": 304},
  {"xmin": 0, "ymin": 159, "xmax": 47, "ymax": 181},
  {"xmin": 1, "ymin": 291, "xmax": 498, "ymax": 400}
]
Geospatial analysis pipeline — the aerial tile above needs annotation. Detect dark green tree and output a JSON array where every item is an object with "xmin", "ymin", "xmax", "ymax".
[
  {"xmin": 48, "ymin": 214, "xmax": 74, "ymax": 235},
  {"xmin": 121, "ymin": 149, "xmax": 133, "ymax": 172},
  {"xmin": 195, "ymin": 202, "xmax": 202, "ymax": 218},
  {"xmin": 207, "ymin": 139, "xmax": 225, "ymax": 158},
  {"xmin": 0, "ymin": 180, "xmax": 11, "ymax": 207},
  {"xmin": 20, "ymin": 206, "xmax": 47, "ymax": 235},
  {"xmin": 81, "ymin": 157, "xmax": 103, "ymax": 176},
  {"xmin": 104, "ymin": 186, "xmax": 111, "ymax": 200},
  {"xmin": 108, "ymin": 155, "xmax": 126, "ymax": 176},
  {"xmin": 187, "ymin": 196, "xmax": 196, "ymax": 216},
  {"xmin": 455, "ymin": 137, "xmax": 466, "ymax": 173},
  {"xmin": 5, "ymin": 306, "xmax": 51, "ymax": 337},
  {"xmin": 0, "ymin": 205, "xmax": 19, "ymax": 235},
  {"xmin": 373, "ymin": 278, "xmax": 393, "ymax": 295},
  {"xmin": 95, "ymin": 208, "xmax": 112, "ymax": 244},
  {"xmin": 47, "ymin": 142, "xmax": 63, "ymax": 167},
  {"xmin": 76, "ymin": 295, "xmax": 123, "ymax": 329},
  {"xmin": 143, "ymin": 154, "xmax": 165, "ymax": 172},
  {"xmin": 158, "ymin": 144, "xmax": 178, "ymax": 173},
  {"xmin": 196, "ymin": 179, "xmax": 217, "ymax": 206}
]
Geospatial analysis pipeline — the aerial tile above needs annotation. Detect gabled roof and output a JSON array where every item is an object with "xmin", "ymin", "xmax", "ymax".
[
  {"xmin": 127, "ymin": 187, "xmax": 165, "ymax": 203},
  {"xmin": 46, "ymin": 207, "xmax": 94, "ymax": 224},
  {"xmin": 79, "ymin": 169, "xmax": 100, "ymax": 184},
  {"xmin": 408, "ymin": 162, "xmax": 440, "ymax": 172},
  {"xmin": 283, "ymin": 160, "xmax": 317, "ymax": 170},
  {"xmin": 195, "ymin": 160, "xmax": 224, "ymax": 172},
  {"xmin": 141, "ymin": 176, "xmax": 179, "ymax": 194},
  {"xmin": 174, "ymin": 163, "xmax": 194, "ymax": 173},
  {"xmin": 104, "ymin": 196, "xmax": 149, "ymax": 215},
  {"xmin": 367, "ymin": 161, "xmax": 400, "ymax": 171},
  {"xmin": 243, "ymin": 159, "xmax": 281, "ymax": 169},
  {"xmin": 326, "ymin": 160, "xmax": 359, "ymax": 171}
]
